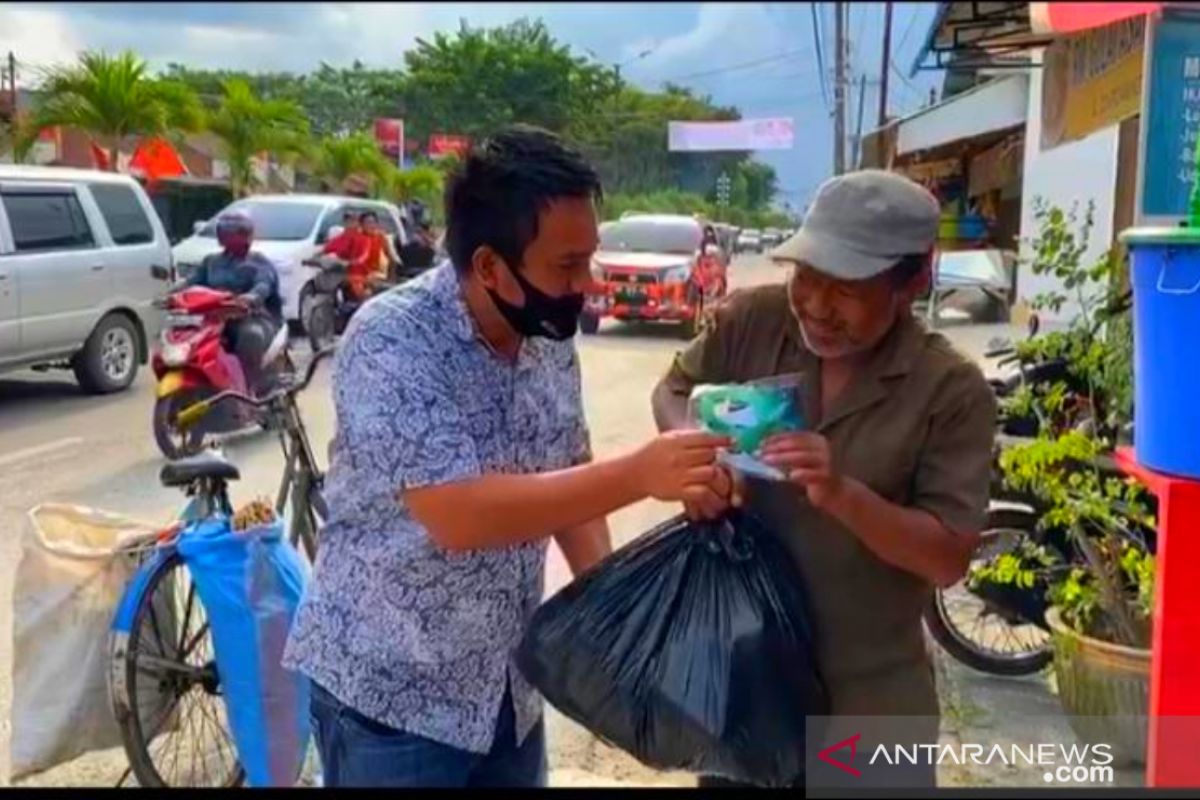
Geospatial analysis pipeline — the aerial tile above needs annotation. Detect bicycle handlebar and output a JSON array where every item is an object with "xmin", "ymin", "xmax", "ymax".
[{"xmin": 175, "ymin": 345, "xmax": 338, "ymax": 430}]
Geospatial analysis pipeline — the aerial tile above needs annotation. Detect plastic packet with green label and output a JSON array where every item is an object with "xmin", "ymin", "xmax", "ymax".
[{"xmin": 687, "ymin": 374, "xmax": 807, "ymax": 481}]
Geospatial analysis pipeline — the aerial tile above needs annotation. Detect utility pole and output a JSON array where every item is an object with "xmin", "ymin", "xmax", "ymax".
[
  {"xmin": 833, "ymin": 2, "xmax": 846, "ymax": 175},
  {"xmin": 852, "ymin": 73, "xmax": 867, "ymax": 169},
  {"xmin": 6, "ymin": 52, "xmax": 15, "ymax": 122},
  {"xmin": 878, "ymin": 1, "xmax": 893, "ymax": 128}
]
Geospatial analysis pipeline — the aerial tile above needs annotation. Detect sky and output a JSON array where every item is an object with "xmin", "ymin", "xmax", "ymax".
[{"xmin": 0, "ymin": 1, "xmax": 946, "ymax": 209}]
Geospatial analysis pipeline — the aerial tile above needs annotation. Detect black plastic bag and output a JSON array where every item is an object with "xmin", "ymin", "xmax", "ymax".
[{"xmin": 516, "ymin": 510, "xmax": 829, "ymax": 787}]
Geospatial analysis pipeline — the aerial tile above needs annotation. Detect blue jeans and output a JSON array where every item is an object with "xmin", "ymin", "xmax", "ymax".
[{"xmin": 309, "ymin": 682, "xmax": 547, "ymax": 788}]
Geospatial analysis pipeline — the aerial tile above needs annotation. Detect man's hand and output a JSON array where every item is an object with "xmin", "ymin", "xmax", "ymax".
[
  {"xmin": 237, "ymin": 292, "xmax": 263, "ymax": 309},
  {"xmin": 759, "ymin": 432, "xmax": 846, "ymax": 510},
  {"xmin": 682, "ymin": 464, "xmax": 744, "ymax": 521},
  {"xmin": 630, "ymin": 430, "xmax": 731, "ymax": 502}
]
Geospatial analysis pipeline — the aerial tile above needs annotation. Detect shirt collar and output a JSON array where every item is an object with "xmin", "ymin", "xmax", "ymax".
[
  {"xmin": 431, "ymin": 262, "xmax": 478, "ymax": 344},
  {"xmin": 432, "ymin": 261, "xmax": 550, "ymax": 362}
]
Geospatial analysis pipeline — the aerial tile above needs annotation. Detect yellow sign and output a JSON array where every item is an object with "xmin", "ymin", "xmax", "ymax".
[{"xmin": 1041, "ymin": 15, "xmax": 1146, "ymax": 151}]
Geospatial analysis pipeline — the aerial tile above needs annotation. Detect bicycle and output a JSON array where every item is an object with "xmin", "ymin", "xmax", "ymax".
[{"xmin": 108, "ymin": 346, "xmax": 335, "ymax": 788}]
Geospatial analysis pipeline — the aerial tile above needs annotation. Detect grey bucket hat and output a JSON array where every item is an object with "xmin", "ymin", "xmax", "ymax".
[{"xmin": 772, "ymin": 169, "xmax": 941, "ymax": 280}]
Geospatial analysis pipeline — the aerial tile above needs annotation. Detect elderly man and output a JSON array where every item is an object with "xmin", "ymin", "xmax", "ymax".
[{"xmin": 651, "ymin": 170, "xmax": 997, "ymax": 788}]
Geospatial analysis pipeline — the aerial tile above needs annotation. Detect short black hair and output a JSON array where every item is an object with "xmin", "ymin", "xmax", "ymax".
[
  {"xmin": 444, "ymin": 124, "xmax": 602, "ymax": 275},
  {"xmin": 886, "ymin": 252, "xmax": 931, "ymax": 287},
  {"xmin": 359, "ymin": 210, "xmax": 379, "ymax": 224}
]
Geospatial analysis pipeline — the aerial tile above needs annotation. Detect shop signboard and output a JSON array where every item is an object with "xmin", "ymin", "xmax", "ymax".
[
  {"xmin": 667, "ymin": 118, "xmax": 794, "ymax": 152},
  {"xmin": 428, "ymin": 134, "xmax": 470, "ymax": 160},
  {"xmin": 1136, "ymin": 8, "xmax": 1200, "ymax": 224},
  {"xmin": 1040, "ymin": 14, "xmax": 1146, "ymax": 151},
  {"xmin": 373, "ymin": 118, "xmax": 405, "ymax": 166}
]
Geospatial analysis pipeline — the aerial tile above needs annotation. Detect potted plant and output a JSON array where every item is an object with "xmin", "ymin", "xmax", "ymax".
[{"xmin": 967, "ymin": 200, "xmax": 1155, "ymax": 767}]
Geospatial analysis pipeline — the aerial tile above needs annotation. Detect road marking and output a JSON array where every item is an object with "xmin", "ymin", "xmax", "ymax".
[{"xmin": 0, "ymin": 437, "xmax": 85, "ymax": 469}]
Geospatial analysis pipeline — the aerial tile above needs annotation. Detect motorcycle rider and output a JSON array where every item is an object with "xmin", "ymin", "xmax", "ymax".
[
  {"xmin": 181, "ymin": 210, "xmax": 283, "ymax": 394},
  {"xmin": 357, "ymin": 210, "xmax": 402, "ymax": 290}
]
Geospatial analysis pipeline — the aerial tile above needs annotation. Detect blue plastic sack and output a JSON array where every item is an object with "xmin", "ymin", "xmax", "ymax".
[{"xmin": 176, "ymin": 516, "xmax": 311, "ymax": 787}]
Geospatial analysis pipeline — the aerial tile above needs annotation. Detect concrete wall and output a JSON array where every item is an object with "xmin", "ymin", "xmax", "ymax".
[{"xmin": 1017, "ymin": 49, "xmax": 1121, "ymax": 324}]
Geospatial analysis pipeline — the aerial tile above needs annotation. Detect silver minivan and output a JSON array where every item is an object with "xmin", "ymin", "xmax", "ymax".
[{"xmin": 0, "ymin": 166, "xmax": 173, "ymax": 393}]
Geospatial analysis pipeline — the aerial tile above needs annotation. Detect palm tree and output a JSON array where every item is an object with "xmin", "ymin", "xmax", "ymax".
[
  {"xmin": 18, "ymin": 50, "xmax": 203, "ymax": 169},
  {"xmin": 308, "ymin": 132, "xmax": 390, "ymax": 193},
  {"xmin": 205, "ymin": 78, "xmax": 310, "ymax": 197},
  {"xmin": 380, "ymin": 163, "xmax": 443, "ymax": 207}
]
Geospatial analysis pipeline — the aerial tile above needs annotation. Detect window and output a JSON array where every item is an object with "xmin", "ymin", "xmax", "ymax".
[
  {"xmin": 90, "ymin": 183, "xmax": 155, "ymax": 245},
  {"xmin": 2, "ymin": 191, "xmax": 96, "ymax": 254},
  {"xmin": 316, "ymin": 206, "xmax": 353, "ymax": 243},
  {"xmin": 599, "ymin": 218, "xmax": 702, "ymax": 255},
  {"xmin": 197, "ymin": 199, "xmax": 325, "ymax": 241}
]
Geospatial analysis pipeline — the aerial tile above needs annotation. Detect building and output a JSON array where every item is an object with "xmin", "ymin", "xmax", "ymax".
[{"xmin": 905, "ymin": 2, "xmax": 1199, "ymax": 324}]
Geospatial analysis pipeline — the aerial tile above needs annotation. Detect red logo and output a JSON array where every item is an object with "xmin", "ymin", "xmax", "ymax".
[{"xmin": 818, "ymin": 733, "xmax": 862, "ymax": 777}]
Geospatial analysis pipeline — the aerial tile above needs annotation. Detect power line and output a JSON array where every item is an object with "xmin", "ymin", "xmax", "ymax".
[
  {"xmin": 810, "ymin": 2, "xmax": 830, "ymax": 111},
  {"xmin": 657, "ymin": 48, "xmax": 812, "ymax": 85},
  {"xmin": 895, "ymin": 3, "xmax": 923, "ymax": 58}
]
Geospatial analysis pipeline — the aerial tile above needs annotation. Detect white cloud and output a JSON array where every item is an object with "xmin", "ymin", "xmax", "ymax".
[{"xmin": 0, "ymin": 6, "xmax": 85, "ymax": 75}]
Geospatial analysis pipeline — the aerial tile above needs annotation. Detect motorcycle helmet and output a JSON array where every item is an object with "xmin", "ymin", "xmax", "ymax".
[{"xmin": 216, "ymin": 210, "xmax": 255, "ymax": 252}]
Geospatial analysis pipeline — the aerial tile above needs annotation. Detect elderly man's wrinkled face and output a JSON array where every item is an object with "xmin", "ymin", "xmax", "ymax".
[{"xmin": 786, "ymin": 260, "xmax": 925, "ymax": 360}]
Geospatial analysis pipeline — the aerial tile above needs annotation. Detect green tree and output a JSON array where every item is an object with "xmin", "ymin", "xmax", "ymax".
[
  {"xmin": 401, "ymin": 18, "xmax": 615, "ymax": 145},
  {"xmin": 308, "ymin": 132, "xmax": 390, "ymax": 193},
  {"xmin": 379, "ymin": 163, "xmax": 443, "ymax": 207},
  {"xmin": 205, "ymin": 78, "xmax": 310, "ymax": 197},
  {"xmin": 20, "ymin": 50, "xmax": 204, "ymax": 169}
]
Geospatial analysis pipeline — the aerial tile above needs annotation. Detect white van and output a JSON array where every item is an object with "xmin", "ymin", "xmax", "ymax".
[
  {"xmin": 171, "ymin": 194, "xmax": 410, "ymax": 327},
  {"xmin": 0, "ymin": 166, "xmax": 173, "ymax": 393}
]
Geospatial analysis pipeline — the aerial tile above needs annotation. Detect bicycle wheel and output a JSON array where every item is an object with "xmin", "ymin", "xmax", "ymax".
[
  {"xmin": 113, "ymin": 551, "xmax": 245, "ymax": 787},
  {"xmin": 923, "ymin": 507, "xmax": 1054, "ymax": 676}
]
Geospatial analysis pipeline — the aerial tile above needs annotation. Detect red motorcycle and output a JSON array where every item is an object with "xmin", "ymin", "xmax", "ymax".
[{"xmin": 151, "ymin": 287, "xmax": 291, "ymax": 459}]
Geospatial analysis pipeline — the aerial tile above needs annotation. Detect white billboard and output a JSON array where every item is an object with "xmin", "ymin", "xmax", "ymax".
[{"xmin": 668, "ymin": 117, "xmax": 795, "ymax": 152}]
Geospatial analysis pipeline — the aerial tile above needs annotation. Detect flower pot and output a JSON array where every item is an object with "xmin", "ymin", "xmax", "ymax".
[{"xmin": 1045, "ymin": 606, "xmax": 1150, "ymax": 767}]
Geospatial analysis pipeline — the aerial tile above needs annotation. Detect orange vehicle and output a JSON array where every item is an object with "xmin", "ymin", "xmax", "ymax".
[{"xmin": 582, "ymin": 214, "xmax": 728, "ymax": 338}]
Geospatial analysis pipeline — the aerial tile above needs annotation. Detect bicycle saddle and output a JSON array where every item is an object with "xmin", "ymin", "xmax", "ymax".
[{"xmin": 160, "ymin": 450, "xmax": 241, "ymax": 488}]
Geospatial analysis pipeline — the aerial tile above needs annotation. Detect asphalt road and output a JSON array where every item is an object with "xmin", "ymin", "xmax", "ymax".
[{"xmin": 0, "ymin": 254, "xmax": 784, "ymax": 787}]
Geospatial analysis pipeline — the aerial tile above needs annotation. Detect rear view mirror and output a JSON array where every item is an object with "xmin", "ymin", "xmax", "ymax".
[{"xmin": 150, "ymin": 264, "xmax": 171, "ymax": 281}]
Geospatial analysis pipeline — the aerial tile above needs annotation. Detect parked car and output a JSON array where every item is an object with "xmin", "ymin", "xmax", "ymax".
[
  {"xmin": 736, "ymin": 228, "xmax": 763, "ymax": 254},
  {"xmin": 925, "ymin": 248, "xmax": 1017, "ymax": 325},
  {"xmin": 583, "ymin": 214, "xmax": 727, "ymax": 339},
  {"xmin": 171, "ymin": 194, "xmax": 410, "ymax": 330},
  {"xmin": 761, "ymin": 228, "xmax": 785, "ymax": 248},
  {"xmin": 0, "ymin": 165, "xmax": 173, "ymax": 393}
]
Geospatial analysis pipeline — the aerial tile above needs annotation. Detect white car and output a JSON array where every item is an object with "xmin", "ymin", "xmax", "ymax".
[
  {"xmin": 171, "ymin": 194, "xmax": 410, "ymax": 327},
  {"xmin": 0, "ymin": 165, "xmax": 173, "ymax": 392}
]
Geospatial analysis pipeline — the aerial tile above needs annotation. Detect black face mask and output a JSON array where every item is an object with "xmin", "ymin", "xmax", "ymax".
[{"xmin": 487, "ymin": 260, "xmax": 585, "ymax": 341}]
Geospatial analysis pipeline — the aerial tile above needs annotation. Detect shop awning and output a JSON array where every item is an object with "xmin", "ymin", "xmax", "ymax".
[
  {"xmin": 910, "ymin": 2, "xmax": 1050, "ymax": 75},
  {"xmin": 1029, "ymin": 2, "xmax": 1163, "ymax": 34},
  {"xmin": 894, "ymin": 73, "xmax": 1029, "ymax": 156}
]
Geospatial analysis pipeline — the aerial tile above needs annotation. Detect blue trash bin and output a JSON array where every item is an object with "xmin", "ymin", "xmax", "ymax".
[{"xmin": 1121, "ymin": 227, "xmax": 1200, "ymax": 479}]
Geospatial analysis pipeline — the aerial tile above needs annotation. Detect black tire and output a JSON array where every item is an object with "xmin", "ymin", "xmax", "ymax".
[
  {"xmin": 74, "ymin": 313, "xmax": 141, "ymax": 394},
  {"xmin": 306, "ymin": 296, "xmax": 338, "ymax": 353},
  {"xmin": 112, "ymin": 551, "xmax": 245, "ymax": 788},
  {"xmin": 153, "ymin": 391, "xmax": 208, "ymax": 460},
  {"xmin": 924, "ymin": 507, "xmax": 1054, "ymax": 676},
  {"xmin": 297, "ymin": 282, "xmax": 318, "ymax": 338},
  {"xmin": 579, "ymin": 312, "xmax": 600, "ymax": 335}
]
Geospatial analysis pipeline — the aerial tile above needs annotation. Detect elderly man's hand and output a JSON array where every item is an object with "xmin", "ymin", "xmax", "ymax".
[
  {"xmin": 681, "ymin": 464, "xmax": 744, "ymax": 521},
  {"xmin": 760, "ymin": 432, "xmax": 846, "ymax": 510}
]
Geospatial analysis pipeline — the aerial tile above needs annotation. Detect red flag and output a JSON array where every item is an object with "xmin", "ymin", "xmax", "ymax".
[
  {"xmin": 129, "ymin": 136, "xmax": 188, "ymax": 185},
  {"xmin": 89, "ymin": 140, "xmax": 111, "ymax": 171},
  {"xmin": 1030, "ymin": 2, "xmax": 1162, "ymax": 35}
]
